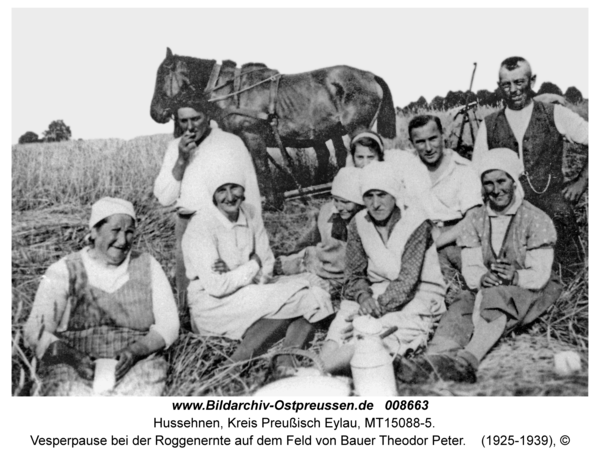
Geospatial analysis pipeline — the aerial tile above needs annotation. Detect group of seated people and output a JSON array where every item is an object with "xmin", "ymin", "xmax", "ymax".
[{"xmin": 24, "ymin": 56, "xmax": 587, "ymax": 395}]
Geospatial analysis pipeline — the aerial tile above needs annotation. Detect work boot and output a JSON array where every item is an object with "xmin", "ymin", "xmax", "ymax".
[
  {"xmin": 394, "ymin": 354, "xmax": 477, "ymax": 384},
  {"xmin": 393, "ymin": 356, "xmax": 436, "ymax": 384}
]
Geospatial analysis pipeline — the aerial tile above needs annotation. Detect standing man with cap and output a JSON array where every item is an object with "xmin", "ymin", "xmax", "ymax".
[
  {"xmin": 154, "ymin": 93, "xmax": 262, "ymax": 309},
  {"xmin": 472, "ymin": 56, "xmax": 588, "ymax": 271}
]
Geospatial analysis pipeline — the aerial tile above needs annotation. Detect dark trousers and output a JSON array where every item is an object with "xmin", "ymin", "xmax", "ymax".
[{"xmin": 524, "ymin": 186, "xmax": 584, "ymax": 269}]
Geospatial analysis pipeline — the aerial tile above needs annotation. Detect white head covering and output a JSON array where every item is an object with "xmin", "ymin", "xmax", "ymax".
[
  {"xmin": 331, "ymin": 167, "xmax": 363, "ymax": 205},
  {"xmin": 89, "ymin": 197, "xmax": 136, "ymax": 229},
  {"xmin": 351, "ymin": 131, "xmax": 385, "ymax": 154},
  {"xmin": 204, "ymin": 156, "xmax": 247, "ymax": 201},
  {"xmin": 360, "ymin": 161, "xmax": 405, "ymax": 208},
  {"xmin": 346, "ymin": 131, "xmax": 385, "ymax": 168},
  {"xmin": 478, "ymin": 148, "xmax": 525, "ymax": 200}
]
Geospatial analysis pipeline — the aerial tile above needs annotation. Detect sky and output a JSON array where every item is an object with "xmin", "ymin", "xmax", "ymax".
[{"xmin": 11, "ymin": 7, "xmax": 588, "ymax": 143}]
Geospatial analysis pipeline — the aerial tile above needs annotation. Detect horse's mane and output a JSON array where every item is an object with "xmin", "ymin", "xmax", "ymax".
[
  {"xmin": 173, "ymin": 54, "xmax": 217, "ymax": 94},
  {"xmin": 241, "ymin": 62, "xmax": 267, "ymax": 69}
]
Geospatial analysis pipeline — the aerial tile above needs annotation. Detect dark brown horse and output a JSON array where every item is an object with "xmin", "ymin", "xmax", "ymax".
[{"xmin": 150, "ymin": 48, "xmax": 396, "ymax": 208}]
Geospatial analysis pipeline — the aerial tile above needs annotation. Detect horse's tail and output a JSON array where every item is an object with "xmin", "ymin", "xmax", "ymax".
[{"xmin": 374, "ymin": 75, "xmax": 396, "ymax": 139}]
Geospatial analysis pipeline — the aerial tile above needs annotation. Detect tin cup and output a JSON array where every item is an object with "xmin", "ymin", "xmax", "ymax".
[{"xmin": 93, "ymin": 358, "xmax": 118, "ymax": 394}]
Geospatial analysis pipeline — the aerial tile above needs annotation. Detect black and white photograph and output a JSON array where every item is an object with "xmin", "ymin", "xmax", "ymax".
[
  {"xmin": 7, "ymin": 11, "xmax": 597, "ymax": 456},
  {"xmin": 10, "ymin": 6, "xmax": 590, "ymax": 400}
]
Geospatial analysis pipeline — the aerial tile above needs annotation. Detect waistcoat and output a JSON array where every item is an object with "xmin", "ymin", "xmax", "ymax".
[{"xmin": 485, "ymin": 101, "xmax": 564, "ymax": 195}]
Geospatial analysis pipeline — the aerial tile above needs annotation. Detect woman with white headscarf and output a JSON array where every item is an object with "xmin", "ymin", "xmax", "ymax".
[
  {"xmin": 320, "ymin": 161, "xmax": 447, "ymax": 374},
  {"xmin": 24, "ymin": 197, "xmax": 180, "ymax": 396},
  {"xmin": 395, "ymin": 148, "xmax": 563, "ymax": 384},
  {"xmin": 276, "ymin": 167, "xmax": 365, "ymax": 297},
  {"xmin": 347, "ymin": 130, "xmax": 434, "ymax": 224},
  {"xmin": 182, "ymin": 156, "xmax": 334, "ymax": 364}
]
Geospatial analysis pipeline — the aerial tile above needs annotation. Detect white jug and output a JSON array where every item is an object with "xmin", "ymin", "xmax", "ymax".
[{"xmin": 351, "ymin": 334, "xmax": 397, "ymax": 396}]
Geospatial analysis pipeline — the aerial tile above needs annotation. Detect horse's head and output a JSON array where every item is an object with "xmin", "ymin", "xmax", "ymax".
[
  {"xmin": 150, "ymin": 48, "xmax": 216, "ymax": 124},
  {"xmin": 150, "ymin": 48, "xmax": 185, "ymax": 123}
]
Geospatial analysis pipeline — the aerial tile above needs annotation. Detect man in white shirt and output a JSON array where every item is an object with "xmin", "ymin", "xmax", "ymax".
[
  {"xmin": 405, "ymin": 115, "xmax": 482, "ymax": 281},
  {"xmin": 472, "ymin": 56, "xmax": 588, "ymax": 270},
  {"xmin": 154, "ymin": 94, "xmax": 262, "ymax": 308}
]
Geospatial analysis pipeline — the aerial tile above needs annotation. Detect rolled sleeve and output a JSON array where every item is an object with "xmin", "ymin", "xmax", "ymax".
[
  {"xmin": 554, "ymin": 105, "xmax": 588, "ymax": 146},
  {"xmin": 516, "ymin": 248, "xmax": 554, "ymax": 291}
]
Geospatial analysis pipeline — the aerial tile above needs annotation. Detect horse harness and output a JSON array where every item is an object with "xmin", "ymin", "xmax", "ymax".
[
  {"xmin": 203, "ymin": 62, "xmax": 305, "ymax": 201},
  {"xmin": 204, "ymin": 63, "xmax": 281, "ymax": 119}
]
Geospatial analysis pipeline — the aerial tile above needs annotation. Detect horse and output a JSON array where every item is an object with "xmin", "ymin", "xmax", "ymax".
[{"xmin": 150, "ymin": 48, "xmax": 396, "ymax": 209}]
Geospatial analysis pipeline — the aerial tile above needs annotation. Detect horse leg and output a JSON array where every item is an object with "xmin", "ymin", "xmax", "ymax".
[
  {"xmin": 238, "ymin": 130, "xmax": 284, "ymax": 210},
  {"xmin": 313, "ymin": 142, "xmax": 332, "ymax": 185},
  {"xmin": 331, "ymin": 135, "xmax": 348, "ymax": 169}
]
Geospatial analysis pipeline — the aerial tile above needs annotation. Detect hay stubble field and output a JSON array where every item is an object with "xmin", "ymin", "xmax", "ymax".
[{"xmin": 11, "ymin": 105, "xmax": 589, "ymax": 396}]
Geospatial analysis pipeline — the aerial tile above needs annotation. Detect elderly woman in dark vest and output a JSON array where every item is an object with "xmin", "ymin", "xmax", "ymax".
[{"xmin": 24, "ymin": 197, "xmax": 179, "ymax": 396}]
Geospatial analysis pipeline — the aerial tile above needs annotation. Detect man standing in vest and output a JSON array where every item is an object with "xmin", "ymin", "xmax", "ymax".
[{"xmin": 472, "ymin": 56, "xmax": 588, "ymax": 271}]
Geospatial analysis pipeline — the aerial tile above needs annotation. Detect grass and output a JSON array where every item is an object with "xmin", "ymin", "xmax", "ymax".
[{"xmin": 11, "ymin": 102, "xmax": 589, "ymax": 396}]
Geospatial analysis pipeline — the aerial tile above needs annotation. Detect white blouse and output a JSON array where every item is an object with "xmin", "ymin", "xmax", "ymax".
[{"xmin": 182, "ymin": 203, "xmax": 274, "ymax": 298}]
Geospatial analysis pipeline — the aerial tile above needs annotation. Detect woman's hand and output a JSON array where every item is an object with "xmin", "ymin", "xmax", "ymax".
[
  {"xmin": 358, "ymin": 295, "xmax": 383, "ymax": 318},
  {"xmin": 480, "ymin": 271, "xmax": 503, "ymax": 288},
  {"xmin": 115, "ymin": 349, "xmax": 142, "ymax": 381},
  {"xmin": 212, "ymin": 258, "xmax": 230, "ymax": 274},
  {"xmin": 41, "ymin": 340, "xmax": 95, "ymax": 381},
  {"xmin": 490, "ymin": 259, "xmax": 517, "ymax": 285},
  {"xmin": 114, "ymin": 332, "xmax": 166, "ymax": 381}
]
